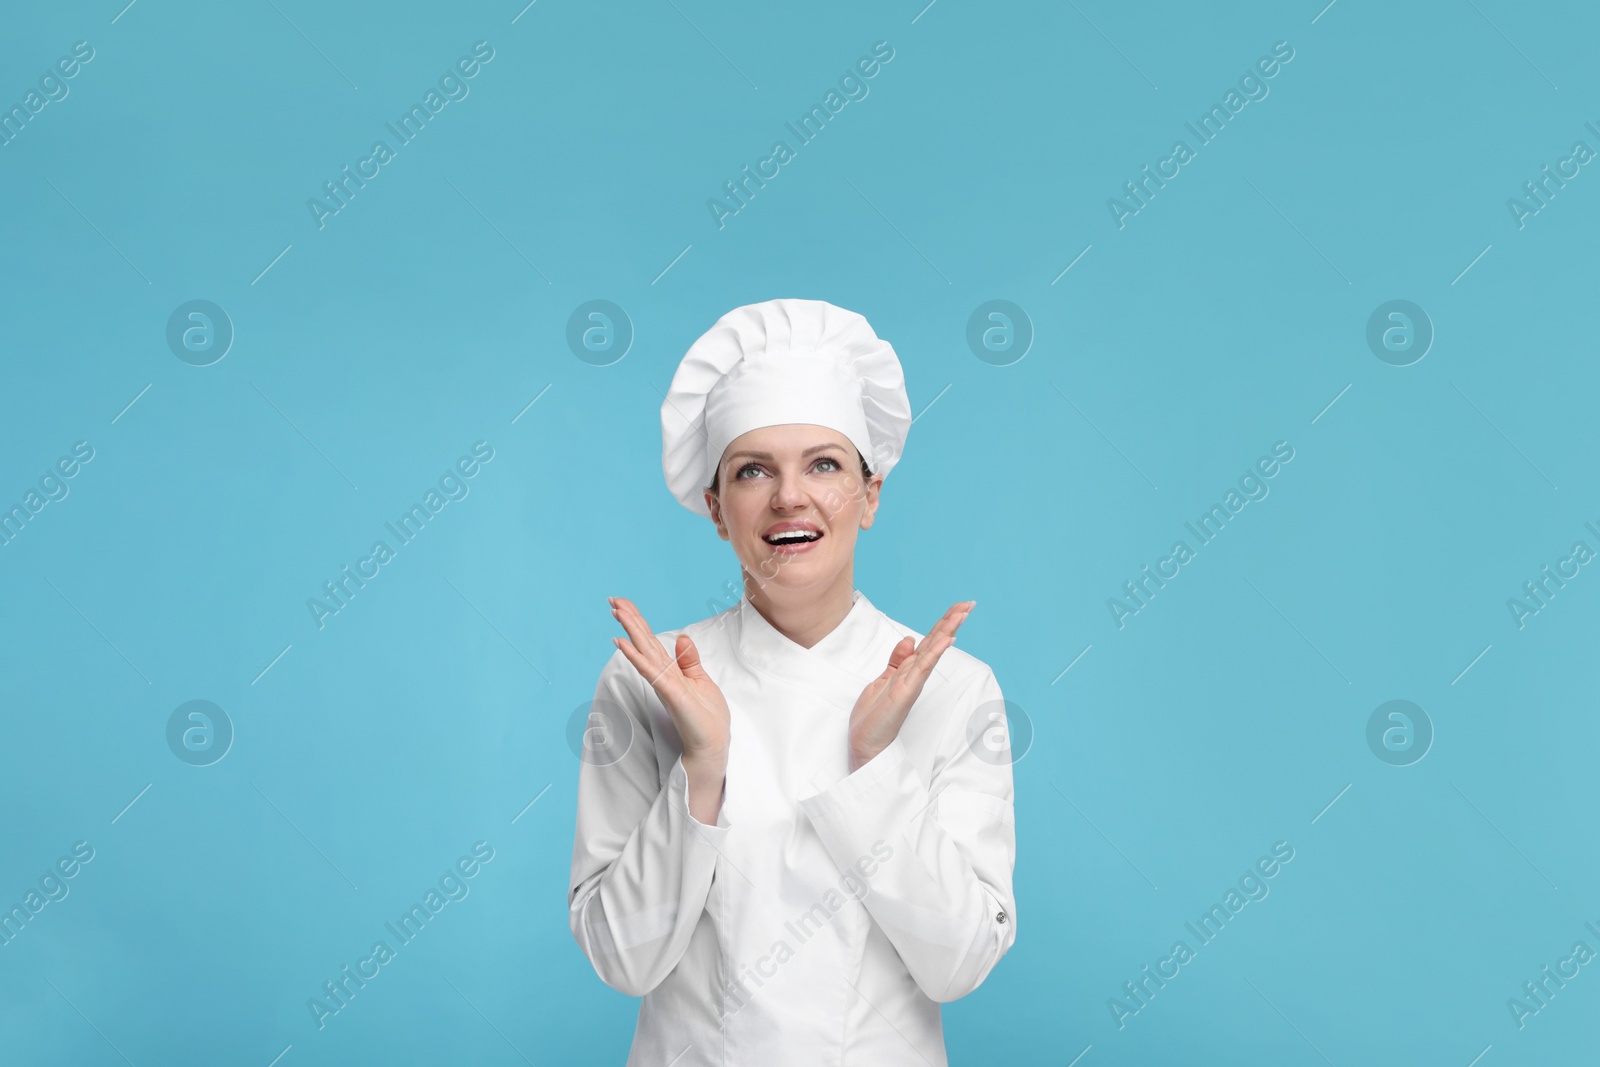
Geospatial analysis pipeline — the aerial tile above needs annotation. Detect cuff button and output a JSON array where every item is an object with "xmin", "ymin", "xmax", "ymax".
[{"xmin": 996, "ymin": 910, "xmax": 1008, "ymax": 924}]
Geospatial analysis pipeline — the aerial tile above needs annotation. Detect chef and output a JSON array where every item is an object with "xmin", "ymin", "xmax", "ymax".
[{"xmin": 568, "ymin": 297, "xmax": 1018, "ymax": 1065}]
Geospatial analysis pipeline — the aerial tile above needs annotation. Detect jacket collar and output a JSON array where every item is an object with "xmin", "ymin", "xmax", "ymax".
[{"xmin": 734, "ymin": 587, "xmax": 888, "ymax": 705}]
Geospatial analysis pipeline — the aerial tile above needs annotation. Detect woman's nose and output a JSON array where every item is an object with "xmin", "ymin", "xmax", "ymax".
[{"xmin": 771, "ymin": 473, "xmax": 808, "ymax": 507}]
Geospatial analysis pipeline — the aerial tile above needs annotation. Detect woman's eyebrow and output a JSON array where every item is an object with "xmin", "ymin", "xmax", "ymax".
[{"xmin": 725, "ymin": 444, "xmax": 843, "ymax": 462}]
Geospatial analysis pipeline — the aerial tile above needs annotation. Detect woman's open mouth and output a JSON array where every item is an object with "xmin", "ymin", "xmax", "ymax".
[{"xmin": 762, "ymin": 524, "xmax": 823, "ymax": 554}]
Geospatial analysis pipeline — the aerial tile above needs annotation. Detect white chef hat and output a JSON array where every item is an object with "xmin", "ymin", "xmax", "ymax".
[{"xmin": 661, "ymin": 298, "xmax": 912, "ymax": 519}]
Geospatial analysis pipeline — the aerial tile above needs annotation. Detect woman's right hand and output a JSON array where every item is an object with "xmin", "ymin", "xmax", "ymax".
[{"xmin": 609, "ymin": 597, "xmax": 731, "ymax": 764}]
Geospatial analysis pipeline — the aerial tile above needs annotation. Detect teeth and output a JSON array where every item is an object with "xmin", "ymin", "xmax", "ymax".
[{"xmin": 766, "ymin": 529, "xmax": 820, "ymax": 544}]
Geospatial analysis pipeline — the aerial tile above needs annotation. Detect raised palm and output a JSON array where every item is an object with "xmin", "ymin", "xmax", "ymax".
[
  {"xmin": 848, "ymin": 601, "xmax": 974, "ymax": 771},
  {"xmin": 609, "ymin": 597, "xmax": 731, "ymax": 761}
]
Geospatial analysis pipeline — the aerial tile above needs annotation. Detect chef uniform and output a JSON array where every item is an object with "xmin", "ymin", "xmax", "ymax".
[{"xmin": 568, "ymin": 299, "xmax": 1017, "ymax": 1066}]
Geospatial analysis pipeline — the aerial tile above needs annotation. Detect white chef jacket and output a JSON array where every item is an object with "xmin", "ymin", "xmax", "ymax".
[{"xmin": 568, "ymin": 588, "xmax": 1017, "ymax": 1066}]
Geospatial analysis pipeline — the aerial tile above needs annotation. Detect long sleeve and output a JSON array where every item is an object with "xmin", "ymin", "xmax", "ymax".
[
  {"xmin": 797, "ymin": 663, "xmax": 1017, "ymax": 1003},
  {"xmin": 568, "ymin": 646, "xmax": 732, "ymax": 997}
]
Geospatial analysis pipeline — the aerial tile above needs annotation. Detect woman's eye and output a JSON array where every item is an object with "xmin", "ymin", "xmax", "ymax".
[
  {"xmin": 736, "ymin": 464, "xmax": 764, "ymax": 479},
  {"xmin": 815, "ymin": 457, "xmax": 841, "ymax": 472}
]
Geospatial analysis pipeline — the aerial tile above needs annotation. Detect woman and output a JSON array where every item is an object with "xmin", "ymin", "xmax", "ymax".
[{"xmin": 568, "ymin": 298, "xmax": 1017, "ymax": 1065}]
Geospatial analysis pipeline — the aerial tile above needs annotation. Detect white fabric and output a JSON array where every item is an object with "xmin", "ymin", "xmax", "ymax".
[
  {"xmin": 661, "ymin": 299, "xmax": 913, "ymax": 519},
  {"xmin": 568, "ymin": 590, "xmax": 1017, "ymax": 1065}
]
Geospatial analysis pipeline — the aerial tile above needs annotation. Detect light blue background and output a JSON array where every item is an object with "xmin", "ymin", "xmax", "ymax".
[{"xmin": 2, "ymin": 1, "xmax": 1597, "ymax": 1064}]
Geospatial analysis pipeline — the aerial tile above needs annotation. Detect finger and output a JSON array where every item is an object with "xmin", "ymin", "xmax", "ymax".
[
  {"xmin": 611, "ymin": 634, "xmax": 651, "ymax": 679},
  {"xmin": 611, "ymin": 598, "xmax": 667, "ymax": 669},
  {"xmin": 884, "ymin": 635, "xmax": 915, "ymax": 673},
  {"xmin": 937, "ymin": 600, "xmax": 976, "ymax": 639},
  {"xmin": 882, "ymin": 640, "xmax": 953, "ymax": 715},
  {"xmin": 876, "ymin": 639, "xmax": 915, "ymax": 681},
  {"xmin": 611, "ymin": 597, "xmax": 654, "ymax": 640},
  {"xmin": 943, "ymin": 609, "xmax": 972, "ymax": 646},
  {"xmin": 675, "ymin": 633, "xmax": 705, "ymax": 678},
  {"xmin": 610, "ymin": 601, "xmax": 683, "ymax": 695},
  {"xmin": 914, "ymin": 607, "xmax": 967, "ymax": 661},
  {"xmin": 908, "ymin": 630, "xmax": 958, "ymax": 677},
  {"xmin": 920, "ymin": 602, "xmax": 972, "ymax": 649},
  {"xmin": 616, "ymin": 634, "xmax": 681, "ymax": 697}
]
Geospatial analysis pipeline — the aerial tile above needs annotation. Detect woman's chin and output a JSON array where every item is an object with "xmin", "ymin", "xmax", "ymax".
[{"xmin": 742, "ymin": 557, "xmax": 845, "ymax": 594}]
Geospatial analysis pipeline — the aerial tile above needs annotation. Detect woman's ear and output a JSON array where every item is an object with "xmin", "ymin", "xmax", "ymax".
[
  {"xmin": 704, "ymin": 488, "xmax": 729, "ymax": 540},
  {"xmin": 858, "ymin": 475, "xmax": 883, "ymax": 531}
]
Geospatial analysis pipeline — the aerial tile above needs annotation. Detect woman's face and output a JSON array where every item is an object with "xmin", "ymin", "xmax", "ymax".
[{"xmin": 705, "ymin": 423, "xmax": 882, "ymax": 596}]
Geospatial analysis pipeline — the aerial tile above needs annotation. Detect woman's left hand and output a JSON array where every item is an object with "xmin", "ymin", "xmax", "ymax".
[{"xmin": 847, "ymin": 600, "xmax": 975, "ymax": 773}]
